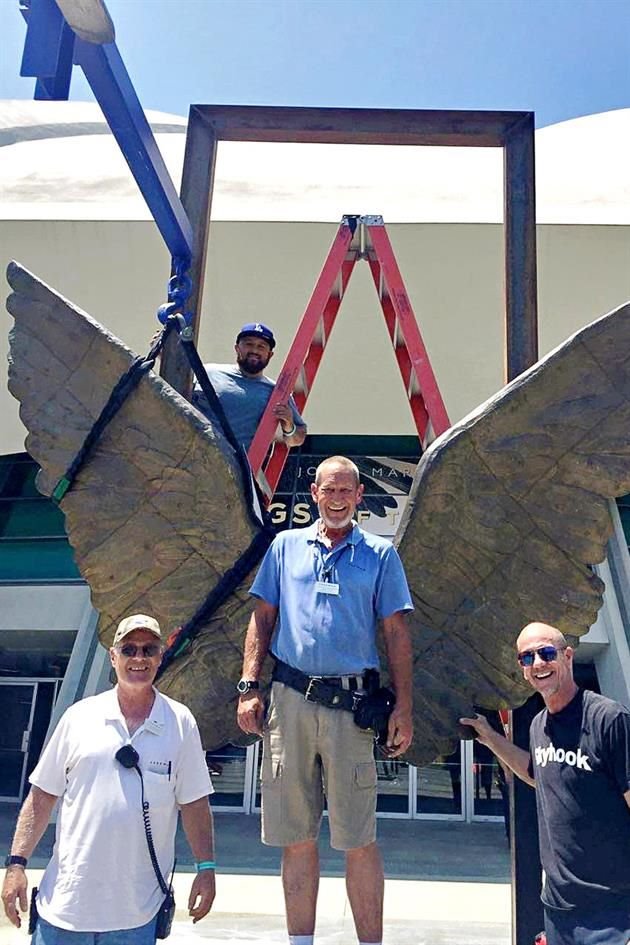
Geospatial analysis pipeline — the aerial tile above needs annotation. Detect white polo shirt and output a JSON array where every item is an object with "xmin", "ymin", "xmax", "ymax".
[{"xmin": 30, "ymin": 687, "xmax": 213, "ymax": 932}]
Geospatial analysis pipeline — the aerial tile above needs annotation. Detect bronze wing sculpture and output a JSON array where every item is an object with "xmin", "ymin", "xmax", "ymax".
[{"xmin": 7, "ymin": 260, "xmax": 630, "ymax": 766}]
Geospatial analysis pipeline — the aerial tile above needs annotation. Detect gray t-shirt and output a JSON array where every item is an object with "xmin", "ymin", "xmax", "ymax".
[{"xmin": 192, "ymin": 364, "xmax": 305, "ymax": 451}]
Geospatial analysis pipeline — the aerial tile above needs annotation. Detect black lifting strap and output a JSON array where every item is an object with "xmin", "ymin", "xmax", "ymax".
[
  {"xmin": 157, "ymin": 318, "xmax": 276, "ymax": 674},
  {"xmin": 170, "ymin": 316, "xmax": 274, "ymax": 533},
  {"xmin": 155, "ymin": 525, "xmax": 273, "ymax": 678},
  {"xmin": 51, "ymin": 339, "xmax": 164, "ymax": 504},
  {"xmin": 178, "ymin": 324, "xmax": 252, "ymax": 497},
  {"xmin": 50, "ymin": 316, "xmax": 275, "ymax": 671}
]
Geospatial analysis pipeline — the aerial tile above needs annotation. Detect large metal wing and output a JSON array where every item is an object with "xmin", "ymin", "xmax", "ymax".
[
  {"xmin": 397, "ymin": 299, "xmax": 630, "ymax": 765},
  {"xmin": 6, "ymin": 261, "xmax": 261, "ymax": 748},
  {"xmin": 7, "ymin": 261, "xmax": 630, "ymax": 765}
]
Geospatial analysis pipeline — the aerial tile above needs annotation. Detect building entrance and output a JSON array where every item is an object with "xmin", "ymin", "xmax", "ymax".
[
  {"xmin": 207, "ymin": 739, "xmax": 506, "ymax": 829},
  {"xmin": 0, "ymin": 678, "xmax": 61, "ymax": 802}
]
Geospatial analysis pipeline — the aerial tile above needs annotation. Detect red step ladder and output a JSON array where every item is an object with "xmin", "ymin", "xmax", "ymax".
[{"xmin": 247, "ymin": 214, "xmax": 451, "ymax": 501}]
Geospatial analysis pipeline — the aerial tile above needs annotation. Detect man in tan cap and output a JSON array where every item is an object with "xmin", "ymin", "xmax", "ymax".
[
  {"xmin": 112, "ymin": 612, "xmax": 162, "ymax": 646},
  {"xmin": 2, "ymin": 614, "xmax": 217, "ymax": 944}
]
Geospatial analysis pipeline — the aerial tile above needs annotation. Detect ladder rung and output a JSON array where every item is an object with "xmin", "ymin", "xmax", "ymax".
[
  {"xmin": 298, "ymin": 365, "xmax": 309, "ymax": 397},
  {"xmin": 333, "ymin": 270, "xmax": 346, "ymax": 300},
  {"xmin": 313, "ymin": 316, "xmax": 327, "ymax": 345},
  {"xmin": 255, "ymin": 467, "xmax": 273, "ymax": 502},
  {"xmin": 392, "ymin": 318, "xmax": 401, "ymax": 348},
  {"xmin": 422, "ymin": 420, "xmax": 436, "ymax": 449}
]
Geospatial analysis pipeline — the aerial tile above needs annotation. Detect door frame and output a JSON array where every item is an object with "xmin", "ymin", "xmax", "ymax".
[{"xmin": 0, "ymin": 677, "xmax": 61, "ymax": 803}]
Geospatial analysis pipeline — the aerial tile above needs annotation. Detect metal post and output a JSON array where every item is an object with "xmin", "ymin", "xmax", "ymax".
[
  {"xmin": 73, "ymin": 39, "xmax": 193, "ymax": 263},
  {"xmin": 504, "ymin": 113, "xmax": 538, "ymax": 375},
  {"xmin": 510, "ymin": 700, "xmax": 544, "ymax": 945},
  {"xmin": 503, "ymin": 112, "xmax": 541, "ymax": 945},
  {"xmin": 160, "ymin": 106, "xmax": 218, "ymax": 397}
]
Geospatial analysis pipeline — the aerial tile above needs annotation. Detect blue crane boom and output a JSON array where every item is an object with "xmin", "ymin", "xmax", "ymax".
[{"xmin": 19, "ymin": 0, "xmax": 193, "ymax": 266}]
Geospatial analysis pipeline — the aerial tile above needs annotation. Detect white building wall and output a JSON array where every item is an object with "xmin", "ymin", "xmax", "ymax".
[
  {"xmin": 2, "ymin": 219, "xmax": 629, "ymax": 453},
  {"xmin": 0, "ymin": 583, "xmax": 91, "ymax": 630}
]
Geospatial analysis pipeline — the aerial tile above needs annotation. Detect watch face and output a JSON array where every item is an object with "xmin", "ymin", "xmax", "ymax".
[{"xmin": 236, "ymin": 679, "xmax": 258, "ymax": 694}]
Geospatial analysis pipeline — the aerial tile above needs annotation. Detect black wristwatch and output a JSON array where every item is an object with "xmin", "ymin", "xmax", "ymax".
[
  {"xmin": 236, "ymin": 679, "xmax": 260, "ymax": 695},
  {"xmin": 4, "ymin": 854, "xmax": 27, "ymax": 868}
]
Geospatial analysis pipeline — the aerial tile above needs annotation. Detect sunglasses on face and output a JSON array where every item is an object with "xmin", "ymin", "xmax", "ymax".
[
  {"xmin": 517, "ymin": 645, "xmax": 565, "ymax": 667},
  {"xmin": 116, "ymin": 643, "xmax": 162, "ymax": 659}
]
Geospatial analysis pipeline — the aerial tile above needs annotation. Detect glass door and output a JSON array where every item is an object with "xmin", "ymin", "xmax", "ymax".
[
  {"xmin": 376, "ymin": 758, "xmax": 413, "ymax": 816},
  {"xmin": 0, "ymin": 681, "xmax": 37, "ymax": 801},
  {"xmin": 416, "ymin": 744, "xmax": 465, "ymax": 819},
  {"xmin": 250, "ymin": 741, "xmax": 416, "ymax": 818},
  {"xmin": 205, "ymin": 744, "xmax": 249, "ymax": 810}
]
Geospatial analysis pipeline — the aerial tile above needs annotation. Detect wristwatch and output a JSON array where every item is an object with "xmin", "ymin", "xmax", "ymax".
[
  {"xmin": 236, "ymin": 679, "xmax": 260, "ymax": 695},
  {"xmin": 4, "ymin": 854, "xmax": 27, "ymax": 868}
]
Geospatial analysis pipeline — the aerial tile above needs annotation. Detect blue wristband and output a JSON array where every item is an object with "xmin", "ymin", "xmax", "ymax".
[{"xmin": 195, "ymin": 860, "xmax": 216, "ymax": 871}]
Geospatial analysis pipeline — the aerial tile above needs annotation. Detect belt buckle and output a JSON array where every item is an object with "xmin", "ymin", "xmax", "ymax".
[{"xmin": 305, "ymin": 676, "xmax": 323, "ymax": 703}]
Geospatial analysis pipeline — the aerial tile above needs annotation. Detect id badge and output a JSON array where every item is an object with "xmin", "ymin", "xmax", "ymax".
[{"xmin": 315, "ymin": 581, "xmax": 339, "ymax": 595}]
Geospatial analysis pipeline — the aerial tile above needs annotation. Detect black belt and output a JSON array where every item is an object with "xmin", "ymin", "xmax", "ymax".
[{"xmin": 272, "ymin": 659, "xmax": 369, "ymax": 712}]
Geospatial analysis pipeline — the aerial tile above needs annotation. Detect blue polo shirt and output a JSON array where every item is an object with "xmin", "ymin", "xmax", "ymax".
[{"xmin": 249, "ymin": 521, "xmax": 413, "ymax": 675}]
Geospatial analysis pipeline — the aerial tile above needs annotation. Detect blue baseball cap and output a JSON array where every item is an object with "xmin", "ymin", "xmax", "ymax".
[{"xmin": 236, "ymin": 322, "xmax": 276, "ymax": 349}]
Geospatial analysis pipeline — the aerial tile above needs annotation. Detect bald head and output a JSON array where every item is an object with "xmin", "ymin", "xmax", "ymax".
[
  {"xmin": 516, "ymin": 621, "xmax": 576, "ymax": 709},
  {"xmin": 314, "ymin": 455, "xmax": 360, "ymax": 487},
  {"xmin": 517, "ymin": 622, "xmax": 567, "ymax": 652}
]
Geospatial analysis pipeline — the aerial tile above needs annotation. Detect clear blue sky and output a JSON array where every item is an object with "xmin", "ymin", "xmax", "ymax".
[{"xmin": 1, "ymin": 0, "xmax": 629, "ymax": 128}]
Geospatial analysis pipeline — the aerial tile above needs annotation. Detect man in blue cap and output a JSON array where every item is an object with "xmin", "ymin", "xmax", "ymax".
[{"xmin": 193, "ymin": 322, "xmax": 307, "ymax": 452}]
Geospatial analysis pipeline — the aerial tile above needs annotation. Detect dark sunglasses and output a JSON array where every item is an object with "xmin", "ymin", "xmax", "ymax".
[
  {"xmin": 117, "ymin": 643, "xmax": 162, "ymax": 659},
  {"xmin": 517, "ymin": 645, "xmax": 565, "ymax": 667}
]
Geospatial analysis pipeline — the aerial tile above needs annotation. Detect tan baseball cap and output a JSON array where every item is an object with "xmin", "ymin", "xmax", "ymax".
[{"xmin": 113, "ymin": 614, "xmax": 162, "ymax": 646}]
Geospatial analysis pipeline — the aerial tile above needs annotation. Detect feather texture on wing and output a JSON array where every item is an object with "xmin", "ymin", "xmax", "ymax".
[
  {"xmin": 7, "ymin": 260, "xmax": 630, "ymax": 764},
  {"xmin": 396, "ymin": 300, "xmax": 630, "ymax": 764},
  {"xmin": 7, "ymin": 261, "xmax": 261, "ymax": 748}
]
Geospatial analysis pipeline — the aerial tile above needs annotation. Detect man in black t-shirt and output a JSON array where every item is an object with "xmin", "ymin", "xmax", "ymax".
[{"xmin": 461, "ymin": 622, "xmax": 630, "ymax": 945}]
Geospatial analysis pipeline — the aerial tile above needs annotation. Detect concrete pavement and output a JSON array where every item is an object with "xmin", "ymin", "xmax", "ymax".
[
  {"xmin": 0, "ymin": 811, "xmax": 513, "ymax": 943},
  {"xmin": 0, "ymin": 873, "xmax": 511, "ymax": 944}
]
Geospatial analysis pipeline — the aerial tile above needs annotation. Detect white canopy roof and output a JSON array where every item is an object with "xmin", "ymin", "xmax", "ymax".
[{"xmin": 0, "ymin": 100, "xmax": 628, "ymax": 223}]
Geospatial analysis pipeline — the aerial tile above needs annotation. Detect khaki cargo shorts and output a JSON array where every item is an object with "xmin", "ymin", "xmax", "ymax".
[{"xmin": 261, "ymin": 681, "xmax": 377, "ymax": 851}]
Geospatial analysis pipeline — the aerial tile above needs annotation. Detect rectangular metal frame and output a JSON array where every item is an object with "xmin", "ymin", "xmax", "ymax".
[
  {"xmin": 172, "ymin": 104, "xmax": 538, "ymax": 395},
  {"xmin": 177, "ymin": 109, "xmax": 541, "ymax": 945}
]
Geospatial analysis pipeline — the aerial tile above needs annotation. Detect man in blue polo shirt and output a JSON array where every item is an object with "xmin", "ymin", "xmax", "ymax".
[
  {"xmin": 192, "ymin": 322, "xmax": 307, "ymax": 452},
  {"xmin": 236, "ymin": 455, "xmax": 413, "ymax": 945}
]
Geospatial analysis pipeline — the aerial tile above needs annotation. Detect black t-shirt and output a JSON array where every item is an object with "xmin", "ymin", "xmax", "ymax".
[{"xmin": 529, "ymin": 688, "xmax": 630, "ymax": 911}]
